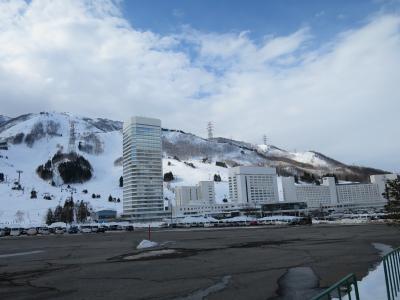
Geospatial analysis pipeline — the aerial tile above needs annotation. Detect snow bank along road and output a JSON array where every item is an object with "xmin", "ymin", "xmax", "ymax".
[{"xmin": 0, "ymin": 224, "xmax": 398, "ymax": 300}]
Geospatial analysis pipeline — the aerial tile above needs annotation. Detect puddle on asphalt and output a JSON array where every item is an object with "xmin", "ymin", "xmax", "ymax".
[
  {"xmin": 335, "ymin": 243, "xmax": 394, "ymax": 300},
  {"xmin": 270, "ymin": 267, "xmax": 323, "ymax": 300},
  {"xmin": 175, "ymin": 275, "xmax": 232, "ymax": 300}
]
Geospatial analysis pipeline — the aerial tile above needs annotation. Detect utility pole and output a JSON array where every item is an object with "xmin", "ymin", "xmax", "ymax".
[{"xmin": 263, "ymin": 134, "xmax": 267, "ymax": 145}]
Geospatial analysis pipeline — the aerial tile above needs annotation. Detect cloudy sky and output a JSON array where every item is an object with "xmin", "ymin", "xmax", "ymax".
[{"xmin": 0, "ymin": 0, "xmax": 399, "ymax": 172}]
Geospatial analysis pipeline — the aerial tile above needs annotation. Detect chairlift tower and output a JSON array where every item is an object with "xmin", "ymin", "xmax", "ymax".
[{"xmin": 16, "ymin": 170, "xmax": 23, "ymax": 186}]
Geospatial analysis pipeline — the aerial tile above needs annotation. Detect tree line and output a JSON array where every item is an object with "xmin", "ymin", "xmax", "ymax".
[{"xmin": 46, "ymin": 199, "xmax": 90, "ymax": 225}]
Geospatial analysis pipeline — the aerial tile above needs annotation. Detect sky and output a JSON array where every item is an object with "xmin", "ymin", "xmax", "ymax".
[{"xmin": 0, "ymin": 0, "xmax": 399, "ymax": 172}]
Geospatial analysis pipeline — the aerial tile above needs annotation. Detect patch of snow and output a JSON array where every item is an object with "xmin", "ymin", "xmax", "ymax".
[
  {"xmin": 335, "ymin": 243, "xmax": 393, "ymax": 300},
  {"xmin": 137, "ymin": 239, "xmax": 159, "ymax": 249}
]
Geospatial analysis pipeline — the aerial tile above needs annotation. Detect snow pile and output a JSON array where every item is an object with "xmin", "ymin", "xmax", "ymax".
[
  {"xmin": 137, "ymin": 240, "xmax": 158, "ymax": 249},
  {"xmin": 223, "ymin": 216, "xmax": 256, "ymax": 223},
  {"xmin": 175, "ymin": 215, "xmax": 218, "ymax": 224},
  {"xmin": 259, "ymin": 215, "xmax": 300, "ymax": 222},
  {"xmin": 48, "ymin": 222, "xmax": 67, "ymax": 228}
]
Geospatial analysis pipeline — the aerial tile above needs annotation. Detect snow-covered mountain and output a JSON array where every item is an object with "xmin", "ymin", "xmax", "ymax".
[
  {"xmin": 0, "ymin": 115, "xmax": 10, "ymax": 125},
  {"xmin": 0, "ymin": 112, "xmax": 386, "ymax": 225}
]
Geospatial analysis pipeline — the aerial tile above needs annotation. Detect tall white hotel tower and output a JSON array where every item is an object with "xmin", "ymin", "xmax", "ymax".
[{"xmin": 123, "ymin": 116, "xmax": 165, "ymax": 221}]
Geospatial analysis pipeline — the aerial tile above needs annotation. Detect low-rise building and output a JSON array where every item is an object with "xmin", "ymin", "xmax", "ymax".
[
  {"xmin": 175, "ymin": 181, "xmax": 216, "ymax": 206},
  {"xmin": 282, "ymin": 173, "xmax": 397, "ymax": 210}
]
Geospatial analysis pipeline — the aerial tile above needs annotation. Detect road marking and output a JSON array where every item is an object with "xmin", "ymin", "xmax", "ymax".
[{"xmin": 0, "ymin": 250, "xmax": 44, "ymax": 258}]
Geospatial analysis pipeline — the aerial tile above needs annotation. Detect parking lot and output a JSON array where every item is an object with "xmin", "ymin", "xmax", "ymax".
[{"xmin": 1, "ymin": 224, "xmax": 399, "ymax": 300}]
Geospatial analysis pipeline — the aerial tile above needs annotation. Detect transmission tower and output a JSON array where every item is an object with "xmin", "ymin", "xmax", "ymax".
[
  {"xmin": 263, "ymin": 134, "xmax": 267, "ymax": 145},
  {"xmin": 207, "ymin": 122, "xmax": 214, "ymax": 139},
  {"xmin": 68, "ymin": 121, "xmax": 76, "ymax": 153}
]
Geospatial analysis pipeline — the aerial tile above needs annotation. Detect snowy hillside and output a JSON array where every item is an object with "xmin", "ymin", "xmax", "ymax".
[
  {"xmin": 0, "ymin": 112, "xmax": 231, "ymax": 225},
  {"xmin": 0, "ymin": 112, "xmax": 387, "ymax": 225},
  {"xmin": 0, "ymin": 115, "xmax": 10, "ymax": 125}
]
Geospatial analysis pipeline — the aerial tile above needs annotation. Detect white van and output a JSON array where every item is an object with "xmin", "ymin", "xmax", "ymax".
[
  {"xmin": 10, "ymin": 227, "xmax": 21, "ymax": 236},
  {"xmin": 90, "ymin": 225, "xmax": 99, "ymax": 233}
]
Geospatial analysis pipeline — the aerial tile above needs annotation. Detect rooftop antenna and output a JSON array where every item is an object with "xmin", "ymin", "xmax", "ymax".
[{"xmin": 207, "ymin": 122, "xmax": 214, "ymax": 140}]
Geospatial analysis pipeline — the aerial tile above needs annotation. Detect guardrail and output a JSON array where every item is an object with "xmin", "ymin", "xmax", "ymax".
[
  {"xmin": 384, "ymin": 247, "xmax": 400, "ymax": 300},
  {"xmin": 310, "ymin": 273, "xmax": 360, "ymax": 300}
]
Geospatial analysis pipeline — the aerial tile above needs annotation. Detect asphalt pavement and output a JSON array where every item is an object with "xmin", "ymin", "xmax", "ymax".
[{"xmin": 0, "ymin": 224, "xmax": 399, "ymax": 300}]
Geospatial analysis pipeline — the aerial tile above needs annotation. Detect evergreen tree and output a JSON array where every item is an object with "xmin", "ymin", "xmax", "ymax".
[
  {"xmin": 53, "ymin": 205, "xmax": 63, "ymax": 222},
  {"xmin": 108, "ymin": 195, "xmax": 113, "ymax": 202},
  {"xmin": 0, "ymin": 173, "xmax": 4, "ymax": 182},
  {"xmin": 61, "ymin": 199, "xmax": 75, "ymax": 223},
  {"xmin": 77, "ymin": 201, "xmax": 89, "ymax": 223},
  {"xmin": 30, "ymin": 190, "xmax": 37, "ymax": 199},
  {"xmin": 213, "ymin": 174, "xmax": 222, "ymax": 182},
  {"xmin": 45, "ymin": 208, "xmax": 54, "ymax": 225},
  {"xmin": 163, "ymin": 171, "xmax": 174, "ymax": 182},
  {"xmin": 384, "ymin": 178, "xmax": 400, "ymax": 217},
  {"xmin": 119, "ymin": 176, "xmax": 123, "ymax": 187}
]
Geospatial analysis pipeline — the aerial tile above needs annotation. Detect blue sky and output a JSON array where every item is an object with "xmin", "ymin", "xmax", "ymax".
[
  {"xmin": 121, "ymin": 0, "xmax": 386, "ymax": 42},
  {"xmin": 1, "ymin": 0, "xmax": 400, "ymax": 171}
]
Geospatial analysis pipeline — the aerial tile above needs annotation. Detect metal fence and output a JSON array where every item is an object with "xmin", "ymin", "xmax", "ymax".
[
  {"xmin": 384, "ymin": 248, "xmax": 400, "ymax": 300},
  {"xmin": 311, "ymin": 273, "xmax": 360, "ymax": 300}
]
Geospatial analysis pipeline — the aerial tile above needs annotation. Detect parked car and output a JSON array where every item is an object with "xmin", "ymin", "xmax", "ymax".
[
  {"xmin": 10, "ymin": 227, "xmax": 21, "ymax": 236},
  {"xmin": 68, "ymin": 226, "xmax": 79, "ymax": 234},
  {"xmin": 159, "ymin": 222, "xmax": 169, "ymax": 228},
  {"xmin": 91, "ymin": 225, "xmax": 99, "ymax": 233},
  {"xmin": 0, "ymin": 228, "xmax": 6, "ymax": 237},
  {"xmin": 108, "ymin": 224, "xmax": 119, "ymax": 231},
  {"xmin": 125, "ymin": 225, "xmax": 134, "ymax": 231},
  {"xmin": 54, "ymin": 227, "xmax": 65, "ymax": 234},
  {"xmin": 3, "ymin": 227, "xmax": 11, "ymax": 236},
  {"xmin": 97, "ymin": 225, "xmax": 107, "ymax": 233},
  {"xmin": 38, "ymin": 227, "xmax": 50, "ymax": 235},
  {"xmin": 26, "ymin": 227, "xmax": 38, "ymax": 235},
  {"xmin": 80, "ymin": 225, "xmax": 92, "ymax": 233}
]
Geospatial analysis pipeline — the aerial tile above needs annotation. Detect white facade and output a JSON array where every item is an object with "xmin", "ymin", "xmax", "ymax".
[
  {"xmin": 172, "ymin": 202, "xmax": 249, "ymax": 216},
  {"xmin": 282, "ymin": 173, "xmax": 397, "ymax": 209},
  {"xmin": 123, "ymin": 116, "xmax": 165, "ymax": 221},
  {"xmin": 295, "ymin": 184, "xmax": 332, "ymax": 208},
  {"xmin": 228, "ymin": 166, "xmax": 279, "ymax": 204},
  {"xmin": 336, "ymin": 183, "xmax": 381, "ymax": 205},
  {"xmin": 175, "ymin": 181, "xmax": 215, "ymax": 206},
  {"xmin": 370, "ymin": 174, "xmax": 398, "ymax": 196},
  {"xmin": 175, "ymin": 186, "xmax": 199, "ymax": 206},
  {"xmin": 198, "ymin": 181, "xmax": 216, "ymax": 203}
]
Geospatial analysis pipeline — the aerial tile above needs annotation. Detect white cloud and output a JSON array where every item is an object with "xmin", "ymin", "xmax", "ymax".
[{"xmin": 0, "ymin": 0, "xmax": 399, "ymax": 171}]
